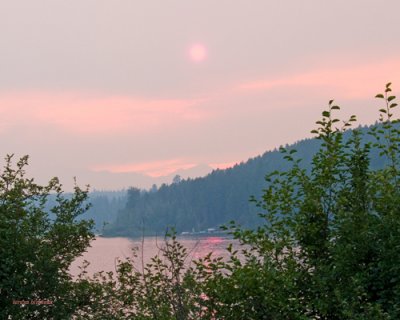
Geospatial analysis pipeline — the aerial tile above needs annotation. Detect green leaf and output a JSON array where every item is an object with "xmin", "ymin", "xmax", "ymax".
[
  {"xmin": 388, "ymin": 96, "xmax": 396, "ymax": 102},
  {"xmin": 322, "ymin": 111, "xmax": 330, "ymax": 117},
  {"xmin": 331, "ymin": 105, "xmax": 340, "ymax": 110},
  {"xmin": 375, "ymin": 94, "xmax": 384, "ymax": 99}
]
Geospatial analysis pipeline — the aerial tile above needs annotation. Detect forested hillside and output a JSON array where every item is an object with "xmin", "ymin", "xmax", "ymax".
[{"xmin": 103, "ymin": 123, "xmax": 386, "ymax": 237}]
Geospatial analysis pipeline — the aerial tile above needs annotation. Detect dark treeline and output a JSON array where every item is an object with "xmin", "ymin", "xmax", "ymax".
[
  {"xmin": 82, "ymin": 190, "xmax": 126, "ymax": 232},
  {"xmin": 103, "ymin": 123, "xmax": 388, "ymax": 237}
]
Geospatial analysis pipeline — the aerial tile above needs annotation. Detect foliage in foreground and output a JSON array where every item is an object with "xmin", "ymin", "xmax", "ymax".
[
  {"xmin": 73, "ymin": 84, "xmax": 400, "ymax": 319},
  {"xmin": 2, "ymin": 84, "xmax": 400, "ymax": 319},
  {"xmin": 0, "ymin": 156, "xmax": 95, "ymax": 319},
  {"xmin": 209, "ymin": 83, "xmax": 400, "ymax": 319}
]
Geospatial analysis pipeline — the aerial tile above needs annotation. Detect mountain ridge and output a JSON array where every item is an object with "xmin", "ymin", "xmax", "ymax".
[{"xmin": 99, "ymin": 123, "xmax": 388, "ymax": 237}]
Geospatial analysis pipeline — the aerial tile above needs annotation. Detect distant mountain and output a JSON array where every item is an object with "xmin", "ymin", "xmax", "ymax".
[
  {"xmin": 79, "ymin": 163, "xmax": 214, "ymax": 192},
  {"xmin": 171, "ymin": 163, "xmax": 214, "ymax": 180},
  {"xmin": 102, "ymin": 124, "xmax": 389, "ymax": 238}
]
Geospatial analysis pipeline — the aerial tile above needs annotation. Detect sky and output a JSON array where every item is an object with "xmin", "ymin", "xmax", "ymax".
[{"xmin": 1, "ymin": 1, "xmax": 400, "ymax": 191}]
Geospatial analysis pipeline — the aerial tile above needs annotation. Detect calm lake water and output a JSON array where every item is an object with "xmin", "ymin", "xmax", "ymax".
[{"xmin": 70, "ymin": 235, "xmax": 238, "ymax": 277}]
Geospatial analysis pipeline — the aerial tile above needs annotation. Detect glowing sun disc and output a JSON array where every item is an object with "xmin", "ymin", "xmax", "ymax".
[{"xmin": 189, "ymin": 44, "xmax": 207, "ymax": 62}]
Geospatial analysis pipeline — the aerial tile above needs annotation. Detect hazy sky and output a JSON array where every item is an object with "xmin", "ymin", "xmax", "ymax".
[{"xmin": 1, "ymin": 1, "xmax": 400, "ymax": 190}]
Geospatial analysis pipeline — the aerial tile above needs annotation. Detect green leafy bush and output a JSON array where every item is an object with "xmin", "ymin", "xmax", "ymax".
[
  {"xmin": 0, "ymin": 155, "xmax": 94, "ymax": 319},
  {"xmin": 74, "ymin": 230, "xmax": 211, "ymax": 319},
  {"xmin": 203, "ymin": 83, "xmax": 400, "ymax": 319}
]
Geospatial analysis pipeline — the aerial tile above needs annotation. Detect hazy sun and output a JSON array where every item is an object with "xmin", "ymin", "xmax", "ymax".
[{"xmin": 189, "ymin": 43, "xmax": 207, "ymax": 62}]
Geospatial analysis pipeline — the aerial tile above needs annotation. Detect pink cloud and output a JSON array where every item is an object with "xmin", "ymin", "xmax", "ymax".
[
  {"xmin": 91, "ymin": 158, "xmax": 197, "ymax": 177},
  {"xmin": 0, "ymin": 92, "xmax": 209, "ymax": 135},
  {"xmin": 238, "ymin": 57, "xmax": 400, "ymax": 99}
]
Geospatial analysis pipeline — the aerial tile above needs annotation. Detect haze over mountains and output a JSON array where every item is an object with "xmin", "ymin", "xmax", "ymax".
[
  {"xmin": 80, "ymin": 163, "xmax": 215, "ymax": 191},
  {"xmin": 80, "ymin": 122, "xmax": 392, "ymax": 237}
]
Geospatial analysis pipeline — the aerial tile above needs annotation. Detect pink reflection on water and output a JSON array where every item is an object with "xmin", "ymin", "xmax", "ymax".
[
  {"xmin": 189, "ymin": 236, "xmax": 233, "ymax": 261},
  {"xmin": 204, "ymin": 237, "xmax": 223, "ymax": 244},
  {"xmin": 70, "ymin": 236, "xmax": 238, "ymax": 278}
]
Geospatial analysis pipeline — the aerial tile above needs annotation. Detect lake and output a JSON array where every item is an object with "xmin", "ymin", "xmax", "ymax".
[{"xmin": 70, "ymin": 235, "xmax": 238, "ymax": 277}]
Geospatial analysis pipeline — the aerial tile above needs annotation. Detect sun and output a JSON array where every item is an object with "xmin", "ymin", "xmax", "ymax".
[{"xmin": 189, "ymin": 43, "xmax": 207, "ymax": 62}]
